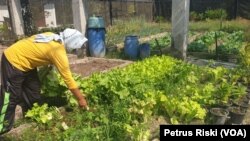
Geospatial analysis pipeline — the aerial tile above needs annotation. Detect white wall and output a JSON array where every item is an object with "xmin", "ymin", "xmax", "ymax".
[
  {"xmin": 0, "ymin": 5, "xmax": 9, "ymax": 23},
  {"xmin": 44, "ymin": 3, "xmax": 57, "ymax": 27}
]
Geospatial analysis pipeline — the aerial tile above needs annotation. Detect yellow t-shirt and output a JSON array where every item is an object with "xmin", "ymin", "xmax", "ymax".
[{"xmin": 4, "ymin": 32, "xmax": 77, "ymax": 89}]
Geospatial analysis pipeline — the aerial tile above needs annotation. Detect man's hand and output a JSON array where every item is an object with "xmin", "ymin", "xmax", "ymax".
[
  {"xmin": 70, "ymin": 88, "xmax": 88, "ymax": 110},
  {"xmin": 78, "ymin": 97, "xmax": 88, "ymax": 109}
]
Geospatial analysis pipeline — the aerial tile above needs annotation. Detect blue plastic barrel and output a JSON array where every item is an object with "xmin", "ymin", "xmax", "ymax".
[
  {"xmin": 87, "ymin": 28, "xmax": 105, "ymax": 41},
  {"xmin": 139, "ymin": 43, "xmax": 150, "ymax": 59},
  {"xmin": 88, "ymin": 16, "xmax": 105, "ymax": 28},
  {"xmin": 87, "ymin": 28, "xmax": 106, "ymax": 57},
  {"xmin": 88, "ymin": 39, "xmax": 106, "ymax": 57},
  {"xmin": 124, "ymin": 36, "xmax": 139, "ymax": 59}
]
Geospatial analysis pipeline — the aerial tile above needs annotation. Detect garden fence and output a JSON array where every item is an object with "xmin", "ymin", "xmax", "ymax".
[{"xmin": 0, "ymin": 0, "xmax": 250, "ymax": 41}]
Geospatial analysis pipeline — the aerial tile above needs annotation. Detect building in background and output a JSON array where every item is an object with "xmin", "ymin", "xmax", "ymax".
[{"xmin": 0, "ymin": 0, "xmax": 8, "ymax": 25}]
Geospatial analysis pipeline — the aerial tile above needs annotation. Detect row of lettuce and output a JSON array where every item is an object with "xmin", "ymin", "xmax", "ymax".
[
  {"xmin": 14, "ymin": 54, "xmax": 250, "ymax": 141},
  {"xmin": 149, "ymin": 31, "xmax": 244, "ymax": 58},
  {"xmin": 188, "ymin": 30, "xmax": 244, "ymax": 54}
]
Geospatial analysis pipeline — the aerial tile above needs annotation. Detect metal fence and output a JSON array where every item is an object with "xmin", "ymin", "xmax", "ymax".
[
  {"xmin": 0, "ymin": 0, "xmax": 250, "ymax": 41},
  {"xmin": 28, "ymin": 0, "xmax": 154, "ymax": 28},
  {"xmin": 29, "ymin": 0, "xmax": 73, "ymax": 27},
  {"xmin": 87, "ymin": 0, "xmax": 154, "ymax": 26},
  {"xmin": 154, "ymin": 0, "xmax": 250, "ymax": 20},
  {"xmin": 1, "ymin": 0, "xmax": 250, "ymax": 28}
]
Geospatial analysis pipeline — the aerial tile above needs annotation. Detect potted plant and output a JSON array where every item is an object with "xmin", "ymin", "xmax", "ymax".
[
  {"xmin": 209, "ymin": 107, "xmax": 229, "ymax": 125},
  {"xmin": 213, "ymin": 81, "xmax": 233, "ymax": 109},
  {"xmin": 227, "ymin": 106, "xmax": 247, "ymax": 124}
]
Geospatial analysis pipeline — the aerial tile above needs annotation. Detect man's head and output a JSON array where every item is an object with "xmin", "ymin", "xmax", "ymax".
[{"xmin": 62, "ymin": 28, "xmax": 88, "ymax": 52}]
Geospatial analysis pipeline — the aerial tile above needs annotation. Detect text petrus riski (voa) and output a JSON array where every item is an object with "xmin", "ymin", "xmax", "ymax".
[
  {"xmin": 164, "ymin": 128, "xmax": 246, "ymax": 138},
  {"xmin": 164, "ymin": 129, "xmax": 218, "ymax": 136}
]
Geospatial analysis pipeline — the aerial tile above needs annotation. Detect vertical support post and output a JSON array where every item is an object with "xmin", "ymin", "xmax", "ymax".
[
  {"xmin": 171, "ymin": 0, "xmax": 190, "ymax": 60},
  {"xmin": 8, "ymin": 0, "xmax": 24, "ymax": 36},
  {"xmin": 72, "ymin": 0, "xmax": 87, "ymax": 35},
  {"xmin": 215, "ymin": 31, "xmax": 218, "ymax": 60}
]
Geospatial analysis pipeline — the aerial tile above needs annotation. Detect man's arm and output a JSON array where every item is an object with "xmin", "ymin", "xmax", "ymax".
[
  {"xmin": 50, "ymin": 46, "xmax": 88, "ymax": 109},
  {"xmin": 70, "ymin": 88, "xmax": 88, "ymax": 108}
]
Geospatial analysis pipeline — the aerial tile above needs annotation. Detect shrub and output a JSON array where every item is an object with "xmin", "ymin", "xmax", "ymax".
[
  {"xmin": 37, "ymin": 24, "xmax": 74, "ymax": 34},
  {"xmin": 204, "ymin": 9, "xmax": 227, "ymax": 20},
  {"xmin": 190, "ymin": 9, "xmax": 227, "ymax": 21},
  {"xmin": 155, "ymin": 16, "xmax": 165, "ymax": 23},
  {"xmin": 190, "ymin": 11, "xmax": 204, "ymax": 21}
]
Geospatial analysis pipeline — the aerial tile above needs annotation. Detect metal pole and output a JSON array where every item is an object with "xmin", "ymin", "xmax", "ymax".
[
  {"xmin": 215, "ymin": 31, "xmax": 218, "ymax": 60},
  {"xmin": 235, "ymin": 0, "xmax": 238, "ymax": 18},
  {"xmin": 109, "ymin": 0, "xmax": 113, "ymax": 26},
  {"xmin": 134, "ymin": 0, "xmax": 136, "ymax": 16}
]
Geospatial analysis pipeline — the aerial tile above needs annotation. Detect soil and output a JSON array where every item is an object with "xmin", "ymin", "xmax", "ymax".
[
  {"xmin": 229, "ymin": 106, "xmax": 247, "ymax": 115},
  {"xmin": 216, "ymin": 101, "xmax": 232, "ymax": 109},
  {"xmin": 70, "ymin": 59, "xmax": 128, "ymax": 77},
  {"xmin": 210, "ymin": 108, "xmax": 229, "ymax": 116},
  {"xmin": 241, "ymin": 96, "xmax": 250, "ymax": 103},
  {"xmin": 233, "ymin": 100, "xmax": 249, "ymax": 110}
]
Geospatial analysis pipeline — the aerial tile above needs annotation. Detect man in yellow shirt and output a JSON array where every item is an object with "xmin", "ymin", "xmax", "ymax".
[{"xmin": 0, "ymin": 28, "xmax": 88, "ymax": 134}]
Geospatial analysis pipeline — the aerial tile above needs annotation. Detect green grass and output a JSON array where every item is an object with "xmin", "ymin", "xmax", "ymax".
[
  {"xmin": 106, "ymin": 18, "xmax": 250, "ymax": 48},
  {"xmin": 106, "ymin": 16, "xmax": 171, "ymax": 47},
  {"xmin": 189, "ymin": 19, "xmax": 250, "ymax": 42}
]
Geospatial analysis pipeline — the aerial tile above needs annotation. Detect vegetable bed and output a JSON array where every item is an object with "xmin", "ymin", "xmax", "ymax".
[
  {"xmin": 4, "ymin": 55, "xmax": 250, "ymax": 141},
  {"xmin": 187, "ymin": 31, "xmax": 245, "ymax": 62}
]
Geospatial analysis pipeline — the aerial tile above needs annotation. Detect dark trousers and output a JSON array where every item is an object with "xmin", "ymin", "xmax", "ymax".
[{"xmin": 0, "ymin": 53, "xmax": 41, "ymax": 135}]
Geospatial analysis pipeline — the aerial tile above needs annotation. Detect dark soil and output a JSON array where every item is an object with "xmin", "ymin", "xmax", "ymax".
[
  {"xmin": 233, "ymin": 100, "xmax": 249, "ymax": 110},
  {"xmin": 210, "ymin": 108, "xmax": 229, "ymax": 116},
  {"xmin": 70, "ymin": 59, "xmax": 126, "ymax": 77},
  {"xmin": 216, "ymin": 101, "xmax": 232, "ymax": 109},
  {"xmin": 229, "ymin": 106, "xmax": 247, "ymax": 115}
]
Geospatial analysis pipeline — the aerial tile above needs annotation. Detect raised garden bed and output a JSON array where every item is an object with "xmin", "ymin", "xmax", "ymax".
[{"xmin": 69, "ymin": 57, "xmax": 133, "ymax": 77}]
